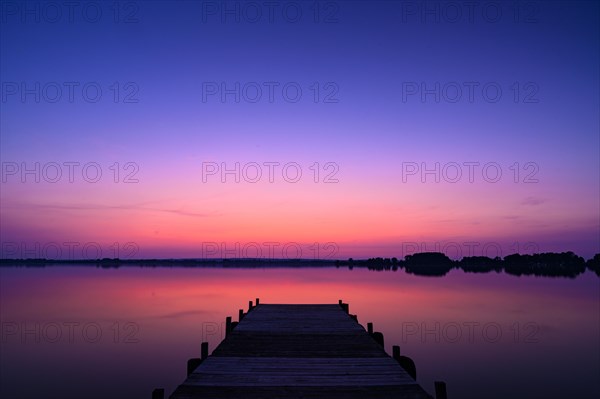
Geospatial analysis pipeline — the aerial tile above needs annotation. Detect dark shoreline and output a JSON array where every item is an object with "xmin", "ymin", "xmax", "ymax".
[{"xmin": 1, "ymin": 251, "xmax": 598, "ymax": 278}]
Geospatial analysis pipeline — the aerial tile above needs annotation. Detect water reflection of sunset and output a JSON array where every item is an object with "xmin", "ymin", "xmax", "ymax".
[{"xmin": 1, "ymin": 266, "xmax": 598, "ymax": 398}]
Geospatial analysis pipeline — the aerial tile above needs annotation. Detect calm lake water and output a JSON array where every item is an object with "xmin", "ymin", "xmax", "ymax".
[{"xmin": 1, "ymin": 265, "xmax": 598, "ymax": 399}]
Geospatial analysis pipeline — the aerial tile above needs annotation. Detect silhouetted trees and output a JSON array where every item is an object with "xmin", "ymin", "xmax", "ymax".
[
  {"xmin": 503, "ymin": 251, "xmax": 586, "ymax": 278},
  {"xmin": 459, "ymin": 256, "xmax": 502, "ymax": 273},
  {"xmin": 366, "ymin": 257, "xmax": 402, "ymax": 271},
  {"xmin": 586, "ymin": 254, "xmax": 600, "ymax": 276},
  {"xmin": 1, "ymin": 252, "xmax": 599, "ymax": 278},
  {"xmin": 403, "ymin": 252, "xmax": 455, "ymax": 276}
]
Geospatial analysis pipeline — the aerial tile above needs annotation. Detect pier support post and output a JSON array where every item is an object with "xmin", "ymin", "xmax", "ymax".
[
  {"xmin": 372, "ymin": 331, "xmax": 384, "ymax": 347},
  {"xmin": 339, "ymin": 302, "xmax": 349, "ymax": 313},
  {"xmin": 152, "ymin": 388, "xmax": 164, "ymax": 399},
  {"xmin": 225, "ymin": 316, "xmax": 232, "ymax": 337},
  {"xmin": 434, "ymin": 381, "xmax": 447, "ymax": 399},
  {"xmin": 400, "ymin": 356, "xmax": 417, "ymax": 380},
  {"xmin": 187, "ymin": 359, "xmax": 201, "ymax": 376},
  {"xmin": 393, "ymin": 345, "xmax": 417, "ymax": 380},
  {"xmin": 201, "ymin": 342, "xmax": 208, "ymax": 360}
]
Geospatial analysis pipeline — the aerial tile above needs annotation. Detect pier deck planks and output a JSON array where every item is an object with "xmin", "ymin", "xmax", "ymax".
[{"xmin": 170, "ymin": 304, "xmax": 433, "ymax": 399}]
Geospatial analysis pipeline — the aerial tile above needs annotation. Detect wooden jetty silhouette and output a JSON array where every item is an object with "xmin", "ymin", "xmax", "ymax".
[{"xmin": 154, "ymin": 299, "xmax": 447, "ymax": 398}]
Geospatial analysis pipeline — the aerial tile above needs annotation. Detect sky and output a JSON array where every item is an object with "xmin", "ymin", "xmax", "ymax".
[{"xmin": 1, "ymin": 0, "xmax": 599, "ymax": 260}]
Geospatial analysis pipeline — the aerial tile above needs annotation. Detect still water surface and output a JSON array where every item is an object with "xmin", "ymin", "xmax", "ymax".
[{"xmin": 1, "ymin": 265, "xmax": 598, "ymax": 399}]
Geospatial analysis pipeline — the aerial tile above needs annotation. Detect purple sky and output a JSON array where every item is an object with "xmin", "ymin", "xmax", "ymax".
[{"xmin": 1, "ymin": 1, "xmax": 598, "ymax": 259}]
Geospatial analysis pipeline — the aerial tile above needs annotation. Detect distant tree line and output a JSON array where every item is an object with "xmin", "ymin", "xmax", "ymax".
[
  {"xmin": 1, "ymin": 252, "xmax": 599, "ymax": 278},
  {"xmin": 0, "ymin": 257, "xmax": 334, "ymax": 269},
  {"xmin": 344, "ymin": 251, "xmax": 600, "ymax": 278}
]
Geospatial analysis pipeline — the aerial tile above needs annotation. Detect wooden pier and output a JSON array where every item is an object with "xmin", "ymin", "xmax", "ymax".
[{"xmin": 160, "ymin": 300, "xmax": 445, "ymax": 399}]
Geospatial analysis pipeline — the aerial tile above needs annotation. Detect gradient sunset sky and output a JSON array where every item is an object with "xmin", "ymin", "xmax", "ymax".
[{"xmin": 1, "ymin": 1, "xmax": 598, "ymax": 259}]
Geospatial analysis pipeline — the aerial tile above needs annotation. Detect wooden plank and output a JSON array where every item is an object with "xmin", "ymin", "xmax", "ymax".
[
  {"xmin": 233, "ymin": 304, "xmax": 364, "ymax": 333},
  {"xmin": 171, "ymin": 385, "xmax": 434, "ymax": 399},
  {"xmin": 183, "ymin": 357, "xmax": 417, "ymax": 386},
  {"xmin": 211, "ymin": 332, "xmax": 388, "ymax": 357}
]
